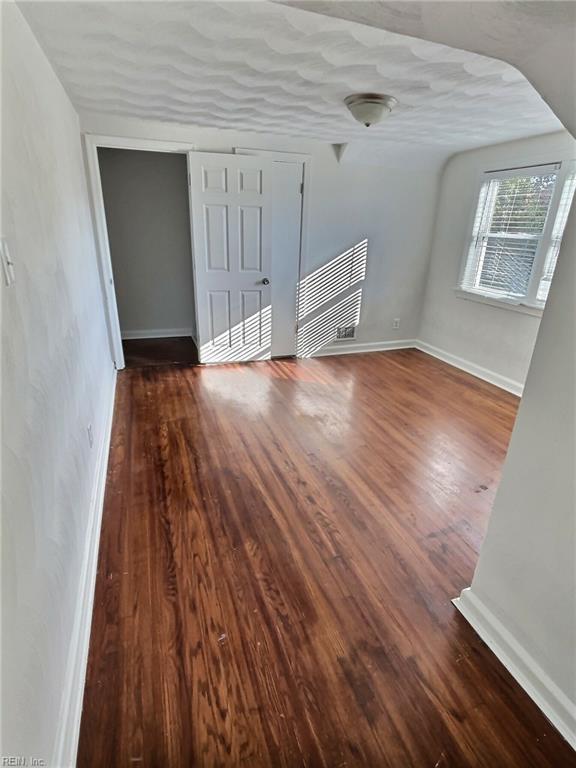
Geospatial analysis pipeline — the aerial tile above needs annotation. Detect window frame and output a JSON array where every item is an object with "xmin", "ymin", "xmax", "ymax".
[{"xmin": 456, "ymin": 159, "xmax": 575, "ymax": 314}]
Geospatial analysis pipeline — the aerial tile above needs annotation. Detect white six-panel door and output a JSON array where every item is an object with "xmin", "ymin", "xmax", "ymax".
[{"xmin": 188, "ymin": 153, "xmax": 273, "ymax": 363}]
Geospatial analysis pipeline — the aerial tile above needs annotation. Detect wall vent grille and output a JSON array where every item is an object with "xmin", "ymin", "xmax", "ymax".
[{"xmin": 335, "ymin": 326, "xmax": 356, "ymax": 341}]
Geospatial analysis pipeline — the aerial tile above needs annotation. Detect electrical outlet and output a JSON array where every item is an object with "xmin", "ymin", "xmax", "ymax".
[
  {"xmin": 87, "ymin": 424, "xmax": 94, "ymax": 448},
  {"xmin": 1, "ymin": 238, "xmax": 15, "ymax": 287},
  {"xmin": 392, "ymin": 318, "xmax": 401, "ymax": 329}
]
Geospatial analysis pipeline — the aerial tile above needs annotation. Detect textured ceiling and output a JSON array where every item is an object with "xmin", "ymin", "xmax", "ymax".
[{"xmin": 20, "ymin": 1, "xmax": 562, "ymax": 156}]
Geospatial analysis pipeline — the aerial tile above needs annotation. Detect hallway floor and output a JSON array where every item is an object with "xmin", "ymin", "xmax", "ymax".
[
  {"xmin": 122, "ymin": 336, "xmax": 198, "ymax": 368},
  {"xmin": 78, "ymin": 350, "xmax": 575, "ymax": 767}
]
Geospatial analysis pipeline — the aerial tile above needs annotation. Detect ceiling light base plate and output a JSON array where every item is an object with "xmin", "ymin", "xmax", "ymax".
[{"xmin": 344, "ymin": 93, "xmax": 398, "ymax": 127}]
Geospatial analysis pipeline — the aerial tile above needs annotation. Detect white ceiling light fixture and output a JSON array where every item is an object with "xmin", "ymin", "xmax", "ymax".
[{"xmin": 344, "ymin": 93, "xmax": 398, "ymax": 127}]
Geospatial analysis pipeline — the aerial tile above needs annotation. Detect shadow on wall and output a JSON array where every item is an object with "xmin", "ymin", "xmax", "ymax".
[
  {"xmin": 297, "ymin": 239, "xmax": 368, "ymax": 357},
  {"xmin": 198, "ymin": 239, "xmax": 368, "ymax": 363}
]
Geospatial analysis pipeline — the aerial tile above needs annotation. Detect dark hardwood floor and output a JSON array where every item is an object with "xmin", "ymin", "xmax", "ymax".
[
  {"xmin": 78, "ymin": 349, "xmax": 576, "ymax": 767},
  {"xmin": 122, "ymin": 336, "xmax": 198, "ymax": 368}
]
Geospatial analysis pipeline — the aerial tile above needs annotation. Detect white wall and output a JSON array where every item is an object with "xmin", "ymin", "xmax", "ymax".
[
  {"xmin": 419, "ymin": 131, "xmax": 576, "ymax": 389},
  {"xmin": 456, "ymin": 197, "xmax": 576, "ymax": 745},
  {"xmin": 98, "ymin": 148, "xmax": 196, "ymax": 338},
  {"xmin": 81, "ymin": 112, "xmax": 442, "ymax": 351},
  {"xmin": 419, "ymin": 120, "xmax": 576, "ymax": 748},
  {"xmin": 1, "ymin": 5, "xmax": 115, "ymax": 763}
]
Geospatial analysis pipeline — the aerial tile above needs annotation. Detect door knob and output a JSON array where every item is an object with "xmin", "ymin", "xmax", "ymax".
[{"xmin": 261, "ymin": 278, "xmax": 270, "ymax": 285}]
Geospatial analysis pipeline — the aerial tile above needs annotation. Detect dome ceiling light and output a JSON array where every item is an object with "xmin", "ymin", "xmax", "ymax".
[{"xmin": 344, "ymin": 93, "xmax": 398, "ymax": 127}]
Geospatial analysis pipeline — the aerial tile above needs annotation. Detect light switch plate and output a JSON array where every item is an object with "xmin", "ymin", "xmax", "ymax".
[{"xmin": 1, "ymin": 238, "xmax": 15, "ymax": 286}]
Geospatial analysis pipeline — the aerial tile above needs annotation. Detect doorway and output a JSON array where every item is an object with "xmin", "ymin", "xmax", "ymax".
[
  {"xmin": 87, "ymin": 138, "xmax": 308, "ymax": 368},
  {"xmin": 97, "ymin": 147, "xmax": 198, "ymax": 368}
]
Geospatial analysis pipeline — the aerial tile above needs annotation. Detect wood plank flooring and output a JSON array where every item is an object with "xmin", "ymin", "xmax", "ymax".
[
  {"xmin": 78, "ymin": 350, "xmax": 576, "ymax": 767},
  {"xmin": 122, "ymin": 336, "xmax": 198, "ymax": 368}
]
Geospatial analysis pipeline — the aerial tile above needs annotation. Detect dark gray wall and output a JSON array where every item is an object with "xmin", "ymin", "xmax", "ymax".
[{"xmin": 98, "ymin": 148, "xmax": 195, "ymax": 337}]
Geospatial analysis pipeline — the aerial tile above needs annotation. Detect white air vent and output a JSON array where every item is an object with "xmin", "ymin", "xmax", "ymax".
[{"xmin": 335, "ymin": 326, "xmax": 356, "ymax": 341}]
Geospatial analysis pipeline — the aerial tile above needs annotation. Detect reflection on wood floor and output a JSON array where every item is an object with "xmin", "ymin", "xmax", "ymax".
[{"xmin": 78, "ymin": 349, "xmax": 575, "ymax": 768}]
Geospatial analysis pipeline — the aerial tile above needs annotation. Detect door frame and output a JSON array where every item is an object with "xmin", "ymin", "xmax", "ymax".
[
  {"xmin": 234, "ymin": 148, "xmax": 311, "ymax": 358},
  {"xmin": 84, "ymin": 136, "xmax": 312, "ymax": 368},
  {"xmin": 83, "ymin": 133, "xmax": 197, "ymax": 369}
]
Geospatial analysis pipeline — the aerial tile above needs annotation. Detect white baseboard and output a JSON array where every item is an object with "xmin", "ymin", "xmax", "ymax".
[
  {"xmin": 118, "ymin": 332, "xmax": 523, "ymax": 397},
  {"xmin": 121, "ymin": 327, "xmax": 194, "ymax": 340},
  {"xmin": 415, "ymin": 340, "xmax": 524, "ymax": 396},
  {"xmin": 311, "ymin": 338, "xmax": 523, "ymax": 396},
  {"xmin": 52, "ymin": 367, "xmax": 117, "ymax": 767},
  {"xmin": 313, "ymin": 339, "xmax": 417, "ymax": 357},
  {"xmin": 454, "ymin": 588, "xmax": 576, "ymax": 750}
]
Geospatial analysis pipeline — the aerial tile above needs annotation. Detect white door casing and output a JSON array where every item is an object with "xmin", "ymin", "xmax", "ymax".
[
  {"xmin": 188, "ymin": 153, "xmax": 273, "ymax": 363},
  {"xmin": 270, "ymin": 161, "xmax": 304, "ymax": 358}
]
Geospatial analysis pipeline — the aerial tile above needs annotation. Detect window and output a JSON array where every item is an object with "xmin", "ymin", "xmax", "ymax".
[{"xmin": 459, "ymin": 162, "xmax": 576, "ymax": 309}]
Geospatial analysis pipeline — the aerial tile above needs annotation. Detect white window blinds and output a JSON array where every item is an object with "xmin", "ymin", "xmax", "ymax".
[
  {"xmin": 537, "ymin": 172, "xmax": 576, "ymax": 303},
  {"xmin": 460, "ymin": 164, "xmax": 560, "ymax": 303}
]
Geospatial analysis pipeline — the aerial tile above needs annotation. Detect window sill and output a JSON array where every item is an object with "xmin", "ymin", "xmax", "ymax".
[{"xmin": 454, "ymin": 289, "xmax": 544, "ymax": 317}]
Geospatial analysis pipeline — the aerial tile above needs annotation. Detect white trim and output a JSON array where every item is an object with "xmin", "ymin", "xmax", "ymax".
[
  {"xmin": 415, "ymin": 340, "xmax": 523, "ymax": 396},
  {"xmin": 313, "ymin": 339, "xmax": 416, "ymax": 357},
  {"xmin": 186, "ymin": 153, "xmax": 201, "ymax": 352},
  {"xmin": 312, "ymin": 339, "xmax": 525, "ymax": 396},
  {"xmin": 83, "ymin": 134, "xmax": 198, "ymax": 370},
  {"xmin": 84, "ymin": 136, "xmax": 125, "ymax": 369},
  {"xmin": 453, "ymin": 588, "xmax": 576, "ymax": 750},
  {"xmin": 454, "ymin": 288, "xmax": 543, "ymax": 317},
  {"xmin": 484, "ymin": 161, "xmax": 561, "ymax": 180},
  {"xmin": 234, "ymin": 148, "xmax": 311, "ymax": 164},
  {"xmin": 84, "ymin": 133, "xmax": 197, "ymax": 154},
  {"xmin": 52, "ymin": 368, "xmax": 117, "ymax": 767},
  {"xmin": 121, "ymin": 327, "xmax": 194, "ymax": 340},
  {"xmin": 457, "ymin": 158, "xmax": 574, "ymax": 309}
]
